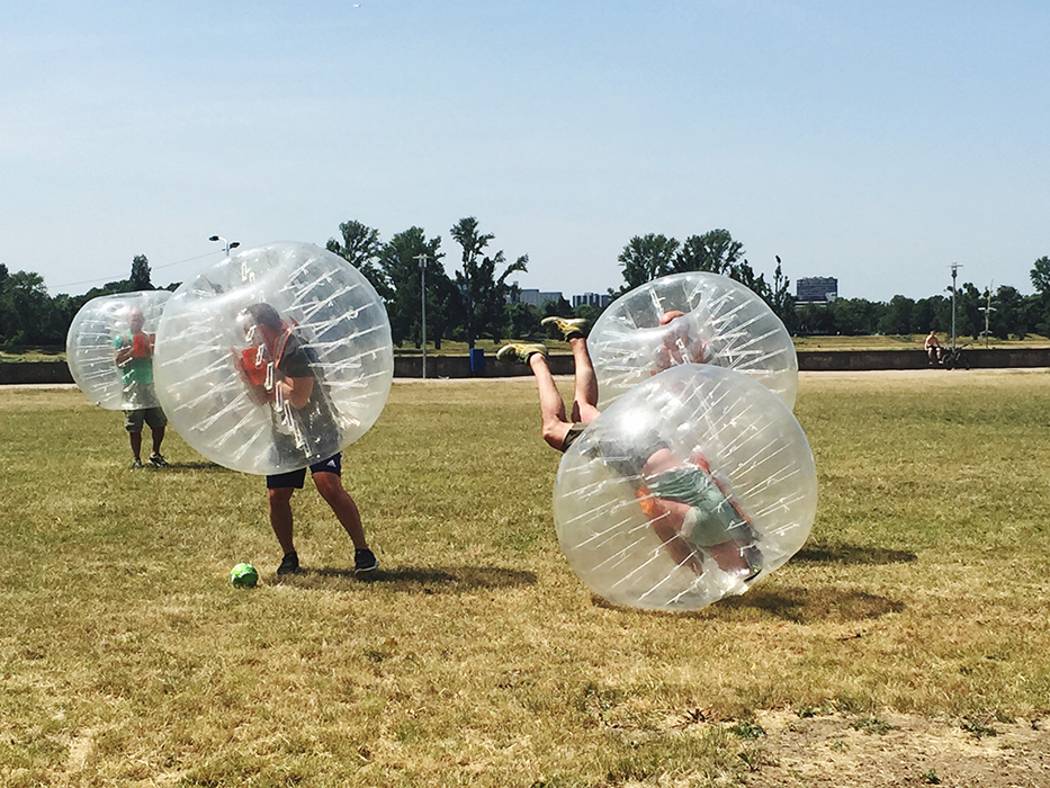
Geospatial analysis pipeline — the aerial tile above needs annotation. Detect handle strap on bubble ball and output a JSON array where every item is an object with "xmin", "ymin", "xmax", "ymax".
[
  {"xmin": 274, "ymin": 384, "xmax": 308, "ymax": 449},
  {"xmin": 271, "ymin": 319, "xmax": 300, "ymax": 368},
  {"xmin": 290, "ymin": 405, "xmax": 307, "ymax": 449}
]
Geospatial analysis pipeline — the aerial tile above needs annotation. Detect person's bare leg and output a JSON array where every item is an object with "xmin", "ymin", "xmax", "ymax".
[
  {"xmin": 313, "ymin": 472, "xmax": 368, "ymax": 550},
  {"xmin": 129, "ymin": 431, "xmax": 142, "ymax": 462},
  {"xmin": 268, "ymin": 487, "xmax": 296, "ymax": 555},
  {"xmin": 151, "ymin": 424, "xmax": 165, "ymax": 455},
  {"xmin": 569, "ymin": 336, "xmax": 600, "ymax": 424},
  {"xmin": 529, "ymin": 353, "xmax": 572, "ymax": 450},
  {"xmin": 709, "ymin": 540, "xmax": 749, "ymax": 575},
  {"xmin": 649, "ymin": 514, "xmax": 704, "ymax": 575}
]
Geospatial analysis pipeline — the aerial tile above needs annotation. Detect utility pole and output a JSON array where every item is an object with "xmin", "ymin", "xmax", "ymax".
[
  {"xmin": 414, "ymin": 252, "xmax": 429, "ymax": 379},
  {"xmin": 949, "ymin": 263, "xmax": 963, "ymax": 350},
  {"xmin": 978, "ymin": 283, "xmax": 996, "ymax": 347}
]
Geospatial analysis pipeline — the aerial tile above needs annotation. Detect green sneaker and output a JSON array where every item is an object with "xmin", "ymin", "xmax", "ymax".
[
  {"xmin": 496, "ymin": 342, "xmax": 548, "ymax": 364},
  {"xmin": 541, "ymin": 316, "xmax": 588, "ymax": 340}
]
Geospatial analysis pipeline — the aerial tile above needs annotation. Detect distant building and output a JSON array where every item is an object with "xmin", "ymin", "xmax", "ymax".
[
  {"xmin": 513, "ymin": 288, "xmax": 565, "ymax": 308},
  {"xmin": 796, "ymin": 277, "xmax": 838, "ymax": 303},
  {"xmin": 571, "ymin": 292, "xmax": 613, "ymax": 309}
]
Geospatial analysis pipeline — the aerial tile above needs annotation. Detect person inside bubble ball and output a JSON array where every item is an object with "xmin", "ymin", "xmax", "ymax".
[
  {"xmin": 499, "ymin": 315, "xmax": 760, "ymax": 584},
  {"xmin": 113, "ymin": 306, "xmax": 168, "ymax": 469},
  {"xmin": 633, "ymin": 444, "xmax": 763, "ymax": 583},
  {"xmin": 654, "ymin": 309, "xmax": 711, "ymax": 372},
  {"xmin": 233, "ymin": 302, "xmax": 378, "ymax": 577}
]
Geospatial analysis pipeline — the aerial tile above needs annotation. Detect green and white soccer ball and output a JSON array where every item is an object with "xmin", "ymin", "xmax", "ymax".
[{"xmin": 230, "ymin": 562, "xmax": 259, "ymax": 588}]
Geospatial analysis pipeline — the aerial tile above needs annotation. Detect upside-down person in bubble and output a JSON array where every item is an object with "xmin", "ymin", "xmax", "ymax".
[
  {"xmin": 113, "ymin": 307, "xmax": 168, "ymax": 469},
  {"xmin": 653, "ymin": 310, "xmax": 711, "ymax": 372},
  {"xmin": 498, "ymin": 315, "xmax": 761, "ymax": 585},
  {"xmin": 233, "ymin": 303, "xmax": 378, "ymax": 577}
]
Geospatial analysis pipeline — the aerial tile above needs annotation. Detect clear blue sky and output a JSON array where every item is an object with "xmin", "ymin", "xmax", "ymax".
[{"xmin": 3, "ymin": 1, "xmax": 1048, "ymax": 300}]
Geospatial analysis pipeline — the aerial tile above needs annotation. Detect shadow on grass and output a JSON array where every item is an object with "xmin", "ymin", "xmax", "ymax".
[
  {"xmin": 713, "ymin": 586, "xmax": 905, "ymax": 624},
  {"xmin": 794, "ymin": 544, "xmax": 917, "ymax": 565},
  {"xmin": 277, "ymin": 565, "xmax": 537, "ymax": 594},
  {"xmin": 157, "ymin": 461, "xmax": 230, "ymax": 472},
  {"xmin": 593, "ymin": 586, "xmax": 905, "ymax": 625}
]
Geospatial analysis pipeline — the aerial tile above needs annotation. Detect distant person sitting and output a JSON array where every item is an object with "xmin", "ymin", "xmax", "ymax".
[{"xmin": 924, "ymin": 331, "xmax": 944, "ymax": 365}]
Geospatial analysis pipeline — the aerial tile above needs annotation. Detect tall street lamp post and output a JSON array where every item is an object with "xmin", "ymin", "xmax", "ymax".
[
  {"xmin": 208, "ymin": 235, "xmax": 240, "ymax": 256},
  {"xmin": 415, "ymin": 253, "xmax": 429, "ymax": 379}
]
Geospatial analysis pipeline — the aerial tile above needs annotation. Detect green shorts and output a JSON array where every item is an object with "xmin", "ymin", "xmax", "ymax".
[
  {"xmin": 124, "ymin": 407, "xmax": 167, "ymax": 433},
  {"xmin": 560, "ymin": 422, "xmax": 586, "ymax": 452},
  {"xmin": 679, "ymin": 506, "xmax": 735, "ymax": 547}
]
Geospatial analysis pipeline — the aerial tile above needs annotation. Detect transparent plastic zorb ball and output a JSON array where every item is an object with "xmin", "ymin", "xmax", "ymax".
[
  {"xmin": 553, "ymin": 364, "xmax": 817, "ymax": 612},
  {"xmin": 66, "ymin": 291, "xmax": 172, "ymax": 410},
  {"xmin": 588, "ymin": 272, "xmax": 798, "ymax": 409},
  {"xmin": 154, "ymin": 242, "xmax": 393, "ymax": 475}
]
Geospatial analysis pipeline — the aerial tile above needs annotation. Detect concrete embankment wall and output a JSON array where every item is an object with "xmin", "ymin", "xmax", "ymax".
[{"xmin": 5, "ymin": 348, "xmax": 1050, "ymax": 385}]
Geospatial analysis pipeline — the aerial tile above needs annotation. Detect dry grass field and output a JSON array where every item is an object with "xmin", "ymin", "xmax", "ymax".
[{"xmin": 2, "ymin": 370, "xmax": 1049, "ymax": 785}]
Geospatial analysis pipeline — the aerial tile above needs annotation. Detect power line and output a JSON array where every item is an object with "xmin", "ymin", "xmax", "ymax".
[{"xmin": 50, "ymin": 250, "xmax": 221, "ymax": 290}]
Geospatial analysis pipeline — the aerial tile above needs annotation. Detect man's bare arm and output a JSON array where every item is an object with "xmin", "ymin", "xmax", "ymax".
[{"xmin": 279, "ymin": 375, "xmax": 315, "ymax": 409}]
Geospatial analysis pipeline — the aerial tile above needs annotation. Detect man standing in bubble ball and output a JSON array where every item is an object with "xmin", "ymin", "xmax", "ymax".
[
  {"xmin": 113, "ymin": 307, "xmax": 168, "ymax": 469},
  {"xmin": 234, "ymin": 303, "xmax": 379, "ymax": 578},
  {"xmin": 498, "ymin": 314, "xmax": 761, "ymax": 585}
]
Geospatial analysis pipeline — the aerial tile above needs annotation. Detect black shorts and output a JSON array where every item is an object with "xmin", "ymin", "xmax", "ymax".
[
  {"xmin": 124, "ymin": 407, "xmax": 167, "ymax": 432},
  {"xmin": 561, "ymin": 422, "xmax": 586, "ymax": 452},
  {"xmin": 265, "ymin": 453, "xmax": 342, "ymax": 490}
]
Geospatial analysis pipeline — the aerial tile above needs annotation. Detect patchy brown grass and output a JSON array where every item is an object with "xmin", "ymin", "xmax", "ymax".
[
  {"xmin": 2, "ymin": 371, "xmax": 1049, "ymax": 784},
  {"xmin": 737, "ymin": 710, "xmax": 1050, "ymax": 786}
]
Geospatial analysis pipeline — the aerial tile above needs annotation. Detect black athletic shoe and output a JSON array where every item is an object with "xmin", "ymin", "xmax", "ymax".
[
  {"xmin": 740, "ymin": 544, "xmax": 764, "ymax": 583},
  {"xmin": 276, "ymin": 551, "xmax": 301, "ymax": 575},
  {"xmin": 131, "ymin": 459, "xmax": 144, "ymax": 469},
  {"xmin": 148, "ymin": 453, "xmax": 169, "ymax": 468},
  {"xmin": 354, "ymin": 548, "xmax": 379, "ymax": 575}
]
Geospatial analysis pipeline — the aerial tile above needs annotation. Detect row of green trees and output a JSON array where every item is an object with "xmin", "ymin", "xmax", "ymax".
[
  {"xmin": 0, "ymin": 255, "xmax": 167, "ymax": 347},
  {"xmin": 616, "ymin": 229, "xmax": 794, "ymax": 328},
  {"xmin": 615, "ymin": 230, "xmax": 1050, "ymax": 340},
  {"xmin": 327, "ymin": 223, "xmax": 798, "ymax": 346},
  {"xmin": 325, "ymin": 217, "xmax": 526, "ymax": 348},
  {"xmin": 3, "ymin": 220, "xmax": 1049, "ymax": 349},
  {"xmin": 791, "ymin": 260, "xmax": 1050, "ymax": 339}
]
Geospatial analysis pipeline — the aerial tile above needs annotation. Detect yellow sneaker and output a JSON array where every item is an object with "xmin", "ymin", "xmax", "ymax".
[
  {"xmin": 541, "ymin": 316, "xmax": 588, "ymax": 340},
  {"xmin": 496, "ymin": 342, "xmax": 548, "ymax": 364}
]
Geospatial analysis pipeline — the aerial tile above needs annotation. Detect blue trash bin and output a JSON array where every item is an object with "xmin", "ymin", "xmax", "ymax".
[{"xmin": 469, "ymin": 348, "xmax": 486, "ymax": 376}]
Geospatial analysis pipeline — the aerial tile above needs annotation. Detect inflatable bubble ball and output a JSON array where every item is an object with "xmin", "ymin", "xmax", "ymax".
[
  {"xmin": 553, "ymin": 363, "xmax": 817, "ymax": 612},
  {"xmin": 154, "ymin": 242, "xmax": 394, "ymax": 475},
  {"xmin": 587, "ymin": 272, "xmax": 798, "ymax": 409},
  {"xmin": 66, "ymin": 290, "xmax": 172, "ymax": 410}
]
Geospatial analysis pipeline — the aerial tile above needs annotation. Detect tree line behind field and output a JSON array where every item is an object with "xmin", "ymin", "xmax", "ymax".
[
  {"xmin": 615, "ymin": 232, "xmax": 1050, "ymax": 341},
  {"xmin": 3, "ymin": 218, "xmax": 1050, "ymax": 351}
]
